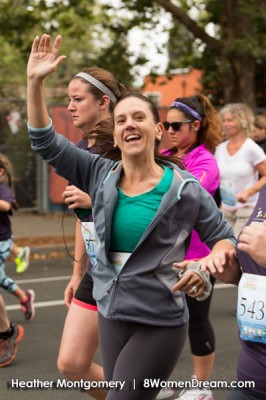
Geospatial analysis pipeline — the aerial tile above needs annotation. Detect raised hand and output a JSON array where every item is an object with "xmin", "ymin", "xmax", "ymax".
[{"xmin": 27, "ymin": 34, "xmax": 66, "ymax": 80}]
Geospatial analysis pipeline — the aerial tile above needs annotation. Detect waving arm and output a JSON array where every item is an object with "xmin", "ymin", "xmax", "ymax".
[{"xmin": 27, "ymin": 34, "xmax": 66, "ymax": 129}]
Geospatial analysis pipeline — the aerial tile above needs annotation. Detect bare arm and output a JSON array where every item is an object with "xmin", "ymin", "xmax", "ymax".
[
  {"xmin": 0, "ymin": 200, "xmax": 11, "ymax": 213},
  {"xmin": 27, "ymin": 34, "xmax": 66, "ymax": 129},
  {"xmin": 236, "ymin": 160, "xmax": 266, "ymax": 203},
  {"xmin": 64, "ymin": 221, "xmax": 88, "ymax": 307}
]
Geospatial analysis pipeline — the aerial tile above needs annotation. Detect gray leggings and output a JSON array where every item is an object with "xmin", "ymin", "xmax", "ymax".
[{"xmin": 98, "ymin": 314, "xmax": 188, "ymax": 400}]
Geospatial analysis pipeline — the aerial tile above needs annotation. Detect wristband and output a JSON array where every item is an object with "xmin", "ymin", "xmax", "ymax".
[{"xmin": 172, "ymin": 260, "xmax": 212, "ymax": 301}]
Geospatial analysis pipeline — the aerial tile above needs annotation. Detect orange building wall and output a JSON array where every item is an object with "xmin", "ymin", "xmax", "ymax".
[{"xmin": 143, "ymin": 69, "xmax": 202, "ymax": 107}]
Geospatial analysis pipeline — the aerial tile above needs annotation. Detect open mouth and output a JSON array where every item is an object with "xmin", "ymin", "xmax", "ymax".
[{"xmin": 125, "ymin": 134, "xmax": 141, "ymax": 143}]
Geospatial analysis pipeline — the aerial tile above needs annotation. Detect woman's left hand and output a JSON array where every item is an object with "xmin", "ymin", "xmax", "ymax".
[{"xmin": 172, "ymin": 262, "xmax": 205, "ymax": 298}]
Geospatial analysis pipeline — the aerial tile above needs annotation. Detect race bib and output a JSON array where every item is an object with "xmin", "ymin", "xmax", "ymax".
[
  {"xmin": 220, "ymin": 180, "xmax": 236, "ymax": 206},
  {"xmin": 81, "ymin": 222, "xmax": 97, "ymax": 266},
  {"xmin": 237, "ymin": 273, "xmax": 266, "ymax": 344}
]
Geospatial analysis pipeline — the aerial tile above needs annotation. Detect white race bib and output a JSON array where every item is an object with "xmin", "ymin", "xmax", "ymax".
[
  {"xmin": 237, "ymin": 273, "xmax": 266, "ymax": 344},
  {"xmin": 220, "ymin": 180, "xmax": 236, "ymax": 206},
  {"xmin": 81, "ymin": 222, "xmax": 97, "ymax": 265}
]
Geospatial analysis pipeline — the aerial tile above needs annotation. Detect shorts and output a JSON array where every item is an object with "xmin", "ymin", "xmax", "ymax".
[{"xmin": 73, "ymin": 271, "xmax": 98, "ymax": 311}]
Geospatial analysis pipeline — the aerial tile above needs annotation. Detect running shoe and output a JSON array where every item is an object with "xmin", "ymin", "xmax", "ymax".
[
  {"xmin": 0, "ymin": 323, "xmax": 24, "ymax": 367},
  {"xmin": 176, "ymin": 387, "xmax": 214, "ymax": 400},
  {"xmin": 156, "ymin": 388, "xmax": 175, "ymax": 399},
  {"xmin": 15, "ymin": 246, "xmax": 31, "ymax": 273},
  {"xmin": 20, "ymin": 289, "xmax": 35, "ymax": 320}
]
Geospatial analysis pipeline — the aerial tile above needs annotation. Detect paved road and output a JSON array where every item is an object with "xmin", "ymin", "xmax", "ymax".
[{"xmin": 1, "ymin": 256, "xmax": 240, "ymax": 400}]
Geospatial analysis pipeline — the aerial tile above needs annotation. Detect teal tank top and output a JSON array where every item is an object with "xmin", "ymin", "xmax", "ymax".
[{"xmin": 110, "ymin": 166, "xmax": 173, "ymax": 252}]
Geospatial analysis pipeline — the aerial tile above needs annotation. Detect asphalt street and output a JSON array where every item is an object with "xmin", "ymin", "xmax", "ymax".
[{"xmin": 1, "ymin": 256, "xmax": 240, "ymax": 400}]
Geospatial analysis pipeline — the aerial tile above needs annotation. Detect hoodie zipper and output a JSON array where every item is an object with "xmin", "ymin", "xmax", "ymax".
[
  {"xmin": 107, "ymin": 275, "xmax": 119, "ymax": 294},
  {"xmin": 107, "ymin": 275, "xmax": 119, "ymax": 318}
]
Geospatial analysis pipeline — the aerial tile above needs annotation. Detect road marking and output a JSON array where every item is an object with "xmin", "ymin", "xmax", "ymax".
[
  {"xmin": 5, "ymin": 276, "xmax": 70, "ymax": 311},
  {"xmin": 14, "ymin": 276, "xmax": 235, "ymax": 289},
  {"xmin": 6, "ymin": 300, "xmax": 65, "ymax": 311},
  {"xmin": 14, "ymin": 275, "xmax": 71, "ymax": 284},
  {"xmin": 5, "ymin": 277, "xmax": 235, "ymax": 311}
]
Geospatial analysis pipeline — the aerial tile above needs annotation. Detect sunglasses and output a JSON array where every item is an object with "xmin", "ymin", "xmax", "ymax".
[{"xmin": 163, "ymin": 120, "xmax": 192, "ymax": 131}]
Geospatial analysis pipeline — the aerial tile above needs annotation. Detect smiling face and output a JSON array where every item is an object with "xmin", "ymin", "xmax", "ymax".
[
  {"xmin": 166, "ymin": 108, "xmax": 198, "ymax": 151},
  {"xmin": 221, "ymin": 112, "xmax": 242, "ymax": 138},
  {"xmin": 113, "ymin": 96, "xmax": 162, "ymax": 159},
  {"xmin": 67, "ymin": 79, "xmax": 101, "ymax": 132}
]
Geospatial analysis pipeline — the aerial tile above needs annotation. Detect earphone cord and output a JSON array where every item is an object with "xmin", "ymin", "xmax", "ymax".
[{"xmin": 61, "ymin": 206, "xmax": 88, "ymax": 263}]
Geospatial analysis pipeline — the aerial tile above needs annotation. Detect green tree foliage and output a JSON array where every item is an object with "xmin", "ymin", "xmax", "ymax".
[
  {"xmin": 157, "ymin": 0, "xmax": 266, "ymax": 107},
  {"xmin": 0, "ymin": 0, "xmax": 135, "ymax": 99},
  {"xmin": 102, "ymin": 0, "xmax": 266, "ymax": 107},
  {"xmin": 0, "ymin": 0, "xmax": 265, "ymax": 107}
]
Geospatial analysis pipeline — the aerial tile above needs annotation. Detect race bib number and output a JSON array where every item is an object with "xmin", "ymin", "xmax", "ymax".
[{"xmin": 237, "ymin": 273, "xmax": 266, "ymax": 344}]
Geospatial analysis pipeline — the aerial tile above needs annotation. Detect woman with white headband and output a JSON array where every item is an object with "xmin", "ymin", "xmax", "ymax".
[
  {"xmin": 57, "ymin": 65, "xmax": 126, "ymax": 400},
  {"xmin": 27, "ymin": 34, "xmax": 126, "ymax": 399}
]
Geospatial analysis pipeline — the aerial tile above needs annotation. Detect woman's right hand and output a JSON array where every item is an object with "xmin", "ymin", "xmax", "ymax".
[
  {"xmin": 201, "ymin": 249, "xmax": 242, "ymax": 285},
  {"xmin": 64, "ymin": 275, "xmax": 82, "ymax": 307},
  {"xmin": 27, "ymin": 34, "xmax": 66, "ymax": 80}
]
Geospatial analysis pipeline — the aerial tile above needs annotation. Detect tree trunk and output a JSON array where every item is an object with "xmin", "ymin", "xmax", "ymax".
[
  {"xmin": 222, "ymin": 54, "xmax": 256, "ymax": 108},
  {"xmin": 220, "ymin": 0, "xmax": 257, "ymax": 107},
  {"xmin": 155, "ymin": 0, "xmax": 258, "ymax": 107}
]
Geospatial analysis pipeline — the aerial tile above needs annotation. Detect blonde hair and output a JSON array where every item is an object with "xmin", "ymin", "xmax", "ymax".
[
  {"xmin": 220, "ymin": 103, "xmax": 255, "ymax": 137},
  {"xmin": 0, "ymin": 153, "xmax": 14, "ymax": 188}
]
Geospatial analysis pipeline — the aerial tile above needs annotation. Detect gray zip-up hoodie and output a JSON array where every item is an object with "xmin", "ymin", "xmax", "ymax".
[{"xmin": 29, "ymin": 122, "xmax": 236, "ymax": 327}]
